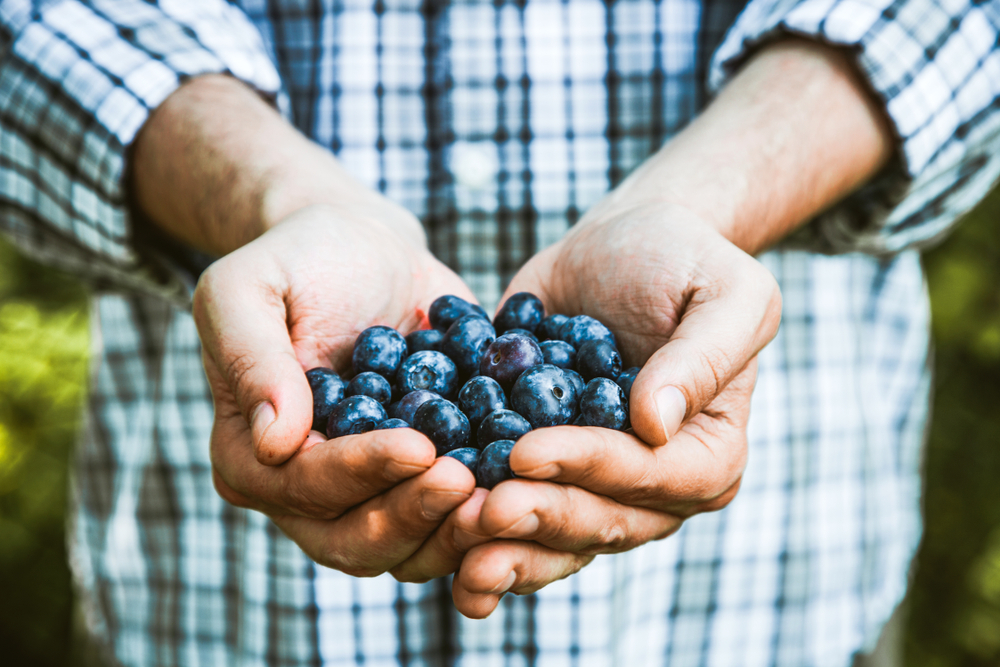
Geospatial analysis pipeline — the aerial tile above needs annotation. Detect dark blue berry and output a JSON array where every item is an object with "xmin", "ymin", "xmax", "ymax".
[
  {"xmin": 375, "ymin": 418, "xmax": 410, "ymax": 430},
  {"xmin": 414, "ymin": 398, "xmax": 471, "ymax": 456},
  {"xmin": 405, "ymin": 328, "xmax": 445, "ymax": 353},
  {"xmin": 326, "ymin": 395, "xmax": 387, "ymax": 439},
  {"xmin": 503, "ymin": 328, "xmax": 538, "ymax": 342},
  {"xmin": 345, "ymin": 371, "xmax": 392, "ymax": 406},
  {"xmin": 564, "ymin": 368, "xmax": 585, "ymax": 397},
  {"xmin": 476, "ymin": 439, "xmax": 516, "ymax": 489},
  {"xmin": 429, "ymin": 295, "xmax": 488, "ymax": 331},
  {"xmin": 389, "ymin": 389, "xmax": 440, "ymax": 425},
  {"xmin": 539, "ymin": 340, "xmax": 575, "ymax": 369},
  {"xmin": 536, "ymin": 314, "xmax": 569, "ymax": 341},
  {"xmin": 616, "ymin": 367, "xmax": 640, "ymax": 403},
  {"xmin": 558, "ymin": 315, "xmax": 616, "ymax": 349},
  {"xmin": 510, "ymin": 364, "xmax": 580, "ymax": 428},
  {"xmin": 352, "ymin": 326, "xmax": 407, "ymax": 378},
  {"xmin": 493, "ymin": 292, "xmax": 545, "ymax": 334},
  {"xmin": 305, "ymin": 368, "xmax": 346, "ymax": 431},
  {"xmin": 575, "ymin": 339, "xmax": 622, "ymax": 381},
  {"xmin": 479, "ymin": 333, "xmax": 544, "ymax": 392},
  {"xmin": 457, "ymin": 376, "xmax": 507, "ymax": 429},
  {"xmin": 478, "ymin": 409, "xmax": 531, "ymax": 448},
  {"xmin": 443, "ymin": 447, "xmax": 481, "ymax": 475},
  {"xmin": 442, "ymin": 315, "xmax": 496, "ymax": 377},
  {"xmin": 579, "ymin": 378, "xmax": 628, "ymax": 430},
  {"xmin": 397, "ymin": 350, "xmax": 458, "ymax": 397}
]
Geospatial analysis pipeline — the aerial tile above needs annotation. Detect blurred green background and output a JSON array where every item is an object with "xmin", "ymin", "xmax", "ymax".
[{"xmin": 0, "ymin": 190, "xmax": 998, "ymax": 666}]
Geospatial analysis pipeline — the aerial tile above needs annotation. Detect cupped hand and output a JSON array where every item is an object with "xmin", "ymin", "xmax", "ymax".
[
  {"xmin": 194, "ymin": 204, "xmax": 478, "ymax": 577},
  {"xmin": 449, "ymin": 202, "xmax": 782, "ymax": 616}
]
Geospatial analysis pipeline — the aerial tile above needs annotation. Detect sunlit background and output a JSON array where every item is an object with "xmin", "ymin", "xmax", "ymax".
[{"xmin": 1, "ymin": 189, "xmax": 998, "ymax": 665}]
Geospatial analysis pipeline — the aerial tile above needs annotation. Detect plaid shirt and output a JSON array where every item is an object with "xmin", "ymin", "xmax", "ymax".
[{"xmin": 2, "ymin": 0, "xmax": 999, "ymax": 665}]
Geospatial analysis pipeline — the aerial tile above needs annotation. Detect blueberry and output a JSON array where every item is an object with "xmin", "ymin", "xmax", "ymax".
[
  {"xmin": 510, "ymin": 364, "xmax": 580, "ymax": 428},
  {"xmin": 478, "ymin": 409, "xmax": 531, "ymax": 448},
  {"xmin": 397, "ymin": 350, "xmax": 458, "ymax": 397},
  {"xmin": 479, "ymin": 333, "xmax": 544, "ymax": 392},
  {"xmin": 536, "ymin": 314, "xmax": 569, "ymax": 342},
  {"xmin": 414, "ymin": 398, "xmax": 471, "ymax": 456},
  {"xmin": 558, "ymin": 315, "xmax": 616, "ymax": 349},
  {"xmin": 476, "ymin": 439, "xmax": 516, "ymax": 489},
  {"xmin": 457, "ymin": 376, "xmax": 508, "ymax": 429},
  {"xmin": 375, "ymin": 418, "xmax": 410, "ymax": 430},
  {"xmin": 616, "ymin": 367, "xmax": 640, "ymax": 403},
  {"xmin": 493, "ymin": 292, "xmax": 545, "ymax": 334},
  {"xmin": 539, "ymin": 340, "xmax": 576, "ymax": 370},
  {"xmin": 443, "ymin": 447, "xmax": 481, "ymax": 475},
  {"xmin": 305, "ymin": 368, "xmax": 346, "ymax": 431},
  {"xmin": 579, "ymin": 378, "xmax": 628, "ymax": 430},
  {"xmin": 429, "ymin": 295, "xmax": 489, "ymax": 331},
  {"xmin": 503, "ymin": 328, "xmax": 538, "ymax": 342},
  {"xmin": 406, "ymin": 328, "xmax": 445, "ymax": 353},
  {"xmin": 389, "ymin": 389, "xmax": 440, "ymax": 426},
  {"xmin": 575, "ymin": 339, "xmax": 622, "ymax": 381},
  {"xmin": 326, "ymin": 395, "xmax": 387, "ymax": 439},
  {"xmin": 442, "ymin": 315, "xmax": 496, "ymax": 377},
  {"xmin": 563, "ymin": 368, "xmax": 585, "ymax": 400},
  {"xmin": 345, "ymin": 371, "xmax": 393, "ymax": 406},
  {"xmin": 352, "ymin": 326, "xmax": 407, "ymax": 378}
]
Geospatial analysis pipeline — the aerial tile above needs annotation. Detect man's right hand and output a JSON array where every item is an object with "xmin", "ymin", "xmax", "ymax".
[
  {"xmin": 131, "ymin": 75, "xmax": 491, "ymax": 578},
  {"xmin": 193, "ymin": 205, "xmax": 483, "ymax": 577}
]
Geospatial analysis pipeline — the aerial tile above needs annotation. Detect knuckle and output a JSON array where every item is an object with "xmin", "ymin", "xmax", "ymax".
[
  {"xmin": 315, "ymin": 544, "xmax": 384, "ymax": 578},
  {"xmin": 586, "ymin": 514, "xmax": 632, "ymax": 554},
  {"xmin": 689, "ymin": 343, "xmax": 727, "ymax": 401},
  {"xmin": 212, "ymin": 469, "xmax": 254, "ymax": 509},
  {"xmin": 223, "ymin": 351, "xmax": 260, "ymax": 409},
  {"xmin": 280, "ymin": 472, "xmax": 337, "ymax": 519}
]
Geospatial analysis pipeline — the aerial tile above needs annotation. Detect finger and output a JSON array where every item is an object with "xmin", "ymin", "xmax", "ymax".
[
  {"xmin": 452, "ymin": 541, "xmax": 593, "ymax": 619},
  {"xmin": 194, "ymin": 253, "xmax": 312, "ymax": 465},
  {"xmin": 509, "ymin": 365, "xmax": 754, "ymax": 512},
  {"xmin": 390, "ymin": 488, "xmax": 493, "ymax": 583},
  {"xmin": 477, "ymin": 479, "xmax": 680, "ymax": 553},
  {"xmin": 630, "ymin": 252, "xmax": 780, "ymax": 446},
  {"xmin": 273, "ymin": 456, "xmax": 476, "ymax": 577},
  {"xmin": 212, "ymin": 420, "xmax": 437, "ymax": 518}
]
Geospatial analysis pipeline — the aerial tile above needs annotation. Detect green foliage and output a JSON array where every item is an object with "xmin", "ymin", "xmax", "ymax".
[
  {"xmin": 0, "ymin": 237, "xmax": 89, "ymax": 666},
  {"xmin": 0, "ymin": 189, "xmax": 997, "ymax": 665},
  {"xmin": 906, "ymin": 188, "xmax": 1000, "ymax": 666}
]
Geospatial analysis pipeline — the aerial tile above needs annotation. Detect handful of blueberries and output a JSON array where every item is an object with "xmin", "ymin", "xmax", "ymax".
[{"xmin": 306, "ymin": 293, "xmax": 639, "ymax": 490}]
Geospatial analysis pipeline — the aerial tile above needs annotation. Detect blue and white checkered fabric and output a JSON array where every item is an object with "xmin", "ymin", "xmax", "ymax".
[{"xmin": 2, "ymin": 0, "xmax": 998, "ymax": 665}]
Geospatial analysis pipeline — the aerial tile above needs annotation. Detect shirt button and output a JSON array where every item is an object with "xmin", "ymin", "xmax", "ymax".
[{"xmin": 451, "ymin": 141, "xmax": 498, "ymax": 190}]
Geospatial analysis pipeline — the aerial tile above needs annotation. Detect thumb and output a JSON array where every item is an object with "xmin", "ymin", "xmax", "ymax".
[
  {"xmin": 194, "ymin": 259, "xmax": 313, "ymax": 466},
  {"xmin": 630, "ymin": 259, "xmax": 782, "ymax": 446},
  {"xmin": 496, "ymin": 244, "xmax": 561, "ymax": 317}
]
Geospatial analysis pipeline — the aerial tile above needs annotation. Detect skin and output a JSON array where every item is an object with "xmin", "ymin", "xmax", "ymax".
[
  {"xmin": 132, "ymin": 39, "xmax": 893, "ymax": 609},
  {"xmin": 395, "ymin": 40, "xmax": 894, "ymax": 616}
]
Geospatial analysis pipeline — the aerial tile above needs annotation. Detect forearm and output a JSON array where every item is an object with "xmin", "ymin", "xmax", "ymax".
[
  {"xmin": 603, "ymin": 39, "xmax": 895, "ymax": 255},
  {"xmin": 132, "ymin": 74, "xmax": 423, "ymax": 257}
]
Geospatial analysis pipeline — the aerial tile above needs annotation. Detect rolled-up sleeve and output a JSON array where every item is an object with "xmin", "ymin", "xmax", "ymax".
[
  {"xmin": 710, "ymin": 0, "xmax": 1000, "ymax": 255},
  {"xmin": 0, "ymin": 0, "xmax": 281, "ymax": 305}
]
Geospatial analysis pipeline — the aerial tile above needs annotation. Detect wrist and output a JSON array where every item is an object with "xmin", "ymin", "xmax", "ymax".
[
  {"xmin": 133, "ymin": 74, "xmax": 426, "ymax": 257},
  {"xmin": 593, "ymin": 38, "xmax": 893, "ymax": 256}
]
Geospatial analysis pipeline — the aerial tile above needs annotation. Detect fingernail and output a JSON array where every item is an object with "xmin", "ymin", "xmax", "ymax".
[
  {"xmin": 490, "ymin": 571, "xmax": 517, "ymax": 594},
  {"xmin": 496, "ymin": 512, "xmax": 539, "ymax": 539},
  {"xmin": 654, "ymin": 386, "xmax": 687, "ymax": 442},
  {"xmin": 420, "ymin": 490, "xmax": 464, "ymax": 519},
  {"xmin": 251, "ymin": 401, "xmax": 276, "ymax": 444}
]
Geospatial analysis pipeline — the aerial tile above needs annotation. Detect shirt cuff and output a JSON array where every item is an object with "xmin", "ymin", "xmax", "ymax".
[{"xmin": 708, "ymin": 0, "xmax": 1000, "ymax": 255}]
